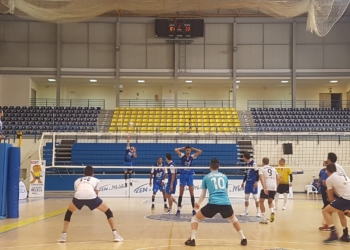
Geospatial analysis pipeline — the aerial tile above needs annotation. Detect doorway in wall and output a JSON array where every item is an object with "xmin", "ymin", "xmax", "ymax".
[{"xmin": 319, "ymin": 93, "xmax": 342, "ymax": 109}]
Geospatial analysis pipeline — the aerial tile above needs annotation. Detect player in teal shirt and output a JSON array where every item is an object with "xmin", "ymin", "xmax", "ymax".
[{"xmin": 184, "ymin": 158, "xmax": 248, "ymax": 247}]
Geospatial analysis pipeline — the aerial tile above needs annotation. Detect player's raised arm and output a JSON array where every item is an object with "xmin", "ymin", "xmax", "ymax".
[
  {"xmin": 174, "ymin": 147, "xmax": 185, "ymax": 157},
  {"xmin": 133, "ymin": 147, "xmax": 137, "ymax": 158},
  {"xmin": 126, "ymin": 135, "xmax": 130, "ymax": 149},
  {"xmin": 191, "ymin": 147, "xmax": 203, "ymax": 158}
]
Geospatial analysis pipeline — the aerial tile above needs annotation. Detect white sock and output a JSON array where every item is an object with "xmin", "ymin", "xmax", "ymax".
[
  {"xmin": 238, "ymin": 230, "xmax": 245, "ymax": 239},
  {"xmin": 244, "ymin": 206, "xmax": 248, "ymax": 213},
  {"xmin": 256, "ymin": 207, "xmax": 259, "ymax": 213},
  {"xmin": 270, "ymin": 207, "xmax": 274, "ymax": 213},
  {"xmin": 130, "ymin": 178, "xmax": 133, "ymax": 183},
  {"xmin": 178, "ymin": 206, "xmax": 182, "ymax": 211},
  {"xmin": 262, "ymin": 213, "xmax": 265, "ymax": 219},
  {"xmin": 191, "ymin": 230, "xmax": 197, "ymax": 240},
  {"xmin": 283, "ymin": 194, "xmax": 288, "ymax": 206},
  {"xmin": 275, "ymin": 197, "xmax": 279, "ymax": 207},
  {"xmin": 112, "ymin": 230, "xmax": 117, "ymax": 235}
]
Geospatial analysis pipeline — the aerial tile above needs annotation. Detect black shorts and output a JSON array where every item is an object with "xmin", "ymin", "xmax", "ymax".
[
  {"xmin": 277, "ymin": 184, "xmax": 290, "ymax": 194},
  {"xmin": 330, "ymin": 197, "xmax": 350, "ymax": 211},
  {"xmin": 72, "ymin": 197, "xmax": 103, "ymax": 211},
  {"xmin": 200, "ymin": 203, "xmax": 234, "ymax": 219},
  {"xmin": 260, "ymin": 189, "xmax": 276, "ymax": 199}
]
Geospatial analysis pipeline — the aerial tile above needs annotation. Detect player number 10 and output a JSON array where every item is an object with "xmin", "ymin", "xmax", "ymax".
[{"xmin": 211, "ymin": 177, "xmax": 225, "ymax": 190}]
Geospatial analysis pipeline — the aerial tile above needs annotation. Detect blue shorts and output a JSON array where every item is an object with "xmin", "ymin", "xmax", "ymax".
[
  {"xmin": 72, "ymin": 197, "xmax": 103, "ymax": 211},
  {"xmin": 165, "ymin": 181, "xmax": 177, "ymax": 195},
  {"xmin": 244, "ymin": 183, "xmax": 258, "ymax": 194},
  {"xmin": 180, "ymin": 173, "xmax": 194, "ymax": 187},
  {"xmin": 330, "ymin": 197, "xmax": 350, "ymax": 211},
  {"xmin": 153, "ymin": 182, "xmax": 165, "ymax": 193},
  {"xmin": 123, "ymin": 161, "xmax": 133, "ymax": 171}
]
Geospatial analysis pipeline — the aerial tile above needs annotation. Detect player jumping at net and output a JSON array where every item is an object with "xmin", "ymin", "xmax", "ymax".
[
  {"xmin": 259, "ymin": 157, "xmax": 280, "ymax": 224},
  {"xmin": 57, "ymin": 166, "xmax": 123, "ymax": 243},
  {"xmin": 149, "ymin": 157, "xmax": 168, "ymax": 210},
  {"xmin": 164, "ymin": 153, "xmax": 178, "ymax": 215},
  {"xmin": 123, "ymin": 135, "xmax": 137, "ymax": 187},
  {"xmin": 184, "ymin": 158, "xmax": 247, "ymax": 247},
  {"xmin": 174, "ymin": 145, "xmax": 203, "ymax": 216},
  {"xmin": 274, "ymin": 158, "xmax": 292, "ymax": 210},
  {"xmin": 240, "ymin": 152, "xmax": 260, "ymax": 217},
  {"xmin": 321, "ymin": 163, "xmax": 350, "ymax": 243}
]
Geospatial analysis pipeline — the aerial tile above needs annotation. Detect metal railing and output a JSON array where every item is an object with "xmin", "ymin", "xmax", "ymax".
[
  {"xmin": 119, "ymin": 99, "xmax": 233, "ymax": 108},
  {"xmin": 30, "ymin": 99, "xmax": 105, "ymax": 109},
  {"xmin": 248, "ymin": 100, "xmax": 350, "ymax": 110}
]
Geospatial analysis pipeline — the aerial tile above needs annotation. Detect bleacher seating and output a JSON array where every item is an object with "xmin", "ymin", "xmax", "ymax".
[
  {"xmin": 109, "ymin": 107, "xmax": 241, "ymax": 133},
  {"xmin": 44, "ymin": 142, "xmax": 242, "ymax": 175},
  {"xmin": 251, "ymin": 107, "xmax": 350, "ymax": 132},
  {"xmin": 0, "ymin": 106, "xmax": 100, "ymax": 134}
]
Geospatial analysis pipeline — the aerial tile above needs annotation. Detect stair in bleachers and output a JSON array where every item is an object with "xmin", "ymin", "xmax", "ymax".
[
  {"xmin": 55, "ymin": 140, "xmax": 75, "ymax": 165},
  {"xmin": 250, "ymin": 107, "xmax": 350, "ymax": 132},
  {"xmin": 109, "ymin": 107, "xmax": 242, "ymax": 133}
]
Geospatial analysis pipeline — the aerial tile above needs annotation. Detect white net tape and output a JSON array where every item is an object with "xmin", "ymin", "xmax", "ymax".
[{"xmin": 0, "ymin": 0, "xmax": 349, "ymax": 36}]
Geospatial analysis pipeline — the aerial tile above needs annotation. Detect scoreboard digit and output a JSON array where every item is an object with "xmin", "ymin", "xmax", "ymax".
[{"xmin": 155, "ymin": 19, "xmax": 204, "ymax": 38}]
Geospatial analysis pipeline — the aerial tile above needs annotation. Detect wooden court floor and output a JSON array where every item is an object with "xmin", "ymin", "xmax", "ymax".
[{"xmin": 0, "ymin": 194, "xmax": 349, "ymax": 250}]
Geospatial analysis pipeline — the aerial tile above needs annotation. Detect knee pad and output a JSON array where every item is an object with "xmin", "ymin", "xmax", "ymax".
[
  {"xmin": 64, "ymin": 210, "xmax": 73, "ymax": 222},
  {"xmin": 191, "ymin": 216, "xmax": 201, "ymax": 223},
  {"xmin": 105, "ymin": 209, "xmax": 113, "ymax": 219},
  {"xmin": 228, "ymin": 215, "xmax": 238, "ymax": 224},
  {"xmin": 253, "ymin": 194, "xmax": 259, "ymax": 202},
  {"xmin": 244, "ymin": 194, "xmax": 250, "ymax": 202}
]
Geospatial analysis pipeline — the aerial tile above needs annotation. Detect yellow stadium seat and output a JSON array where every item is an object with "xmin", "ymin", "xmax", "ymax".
[
  {"xmin": 203, "ymin": 119, "xmax": 209, "ymax": 123},
  {"xmin": 210, "ymin": 127, "xmax": 217, "ymax": 133},
  {"xmin": 135, "ymin": 122, "xmax": 142, "ymax": 127},
  {"xmin": 109, "ymin": 127, "xmax": 116, "ymax": 132}
]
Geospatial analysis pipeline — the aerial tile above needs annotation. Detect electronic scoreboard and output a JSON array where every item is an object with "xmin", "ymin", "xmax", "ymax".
[{"xmin": 155, "ymin": 19, "xmax": 204, "ymax": 38}]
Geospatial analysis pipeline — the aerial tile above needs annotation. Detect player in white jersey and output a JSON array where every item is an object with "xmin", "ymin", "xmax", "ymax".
[
  {"xmin": 258, "ymin": 157, "xmax": 280, "ymax": 224},
  {"xmin": 57, "ymin": 166, "xmax": 123, "ymax": 243},
  {"xmin": 322, "ymin": 163, "xmax": 350, "ymax": 243},
  {"xmin": 319, "ymin": 152, "xmax": 350, "ymax": 231}
]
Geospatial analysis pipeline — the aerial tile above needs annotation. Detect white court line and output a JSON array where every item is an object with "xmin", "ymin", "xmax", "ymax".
[
  {"xmin": 142, "ymin": 198, "xmax": 149, "ymax": 204},
  {"xmin": 0, "ymin": 238, "xmax": 335, "ymax": 249}
]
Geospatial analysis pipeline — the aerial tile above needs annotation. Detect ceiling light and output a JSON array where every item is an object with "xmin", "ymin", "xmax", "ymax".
[
  {"xmin": 90, "ymin": 79, "xmax": 97, "ymax": 82},
  {"xmin": 48, "ymin": 79, "xmax": 56, "ymax": 82},
  {"xmin": 281, "ymin": 80, "xmax": 289, "ymax": 83},
  {"xmin": 186, "ymin": 80, "xmax": 192, "ymax": 83},
  {"xmin": 330, "ymin": 80, "xmax": 338, "ymax": 83},
  {"xmin": 236, "ymin": 80, "xmax": 240, "ymax": 83},
  {"xmin": 138, "ymin": 80, "xmax": 145, "ymax": 83}
]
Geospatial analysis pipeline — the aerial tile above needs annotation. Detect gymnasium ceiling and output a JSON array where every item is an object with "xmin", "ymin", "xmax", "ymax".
[{"xmin": 31, "ymin": 77, "xmax": 350, "ymax": 88}]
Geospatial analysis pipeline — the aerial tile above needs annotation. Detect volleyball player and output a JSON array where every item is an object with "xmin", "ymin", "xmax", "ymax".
[
  {"xmin": 149, "ymin": 157, "xmax": 168, "ymax": 210},
  {"xmin": 322, "ymin": 163, "xmax": 350, "ymax": 243},
  {"xmin": 240, "ymin": 152, "xmax": 260, "ymax": 217},
  {"xmin": 184, "ymin": 158, "xmax": 247, "ymax": 247},
  {"xmin": 123, "ymin": 135, "xmax": 137, "ymax": 187},
  {"xmin": 164, "ymin": 153, "xmax": 178, "ymax": 215},
  {"xmin": 274, "ymin": 158, "xmax": 292, "ymax": 210},
  {"xmin": 57, "ymin": 166, "xmax": 123, "ymax": 243},
  {"xmin": 258, "ymin": 157, "xmax": 280, "ymax": 224},
  {"xmin": 318, "ymin": 161, "xmax": 329, "ymax": 209},
  {"xmin": 174, "ymin": 145, "xmax": 203, "ymax": 216}
]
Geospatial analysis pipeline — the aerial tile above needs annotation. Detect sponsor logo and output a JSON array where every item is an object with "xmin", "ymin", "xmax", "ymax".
[
  {"xmin": 99, "ymin": 183, "xmax": 126, "ymax": 192},
  {"xmin": 134, "ymin": 183, "xmax": 151, "ymax": 193},
  {"xmin": 229, "ymin": 184, "xmax": 244, "ymax": 193}
]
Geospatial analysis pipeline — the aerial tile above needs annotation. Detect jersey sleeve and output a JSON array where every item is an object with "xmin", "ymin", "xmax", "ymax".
[
  {"xmin": 179, "ymin": 152, "xmax": 184, "ymax": 158},
  {"xmin": 326, "ymin": 178, "xmax": 333, "ymax": 190},
  {"xmin": 288, "ymin": 168, "xmax": 292, "ymax": 175},
  {"xmin": 126, "ymin": 147, "xmax": 130, "ymax": 150},
  {"xmin": 191, "ymin": 153, "xmax": 197, "ymax": 159},
  {"xmin": 151, "ymin": 167, "xmax": 154, "ymax": 174},
  {"xmin": 169, "ymin": 164, "xmax": 176, "ymax": 174},
  {"xmin": 202, "ymin": 176, "xmax": 207, "ymax": 189},
  {"xmin": 95, "ymin": 179, "xmax": 100, "ymax": 190},
  {"xmin": 74, "ymin": 179, "xmax": 79, "ymax": 191},
  {"xmin": 258, "ymin": 168, "xmax": 263, "ymax": 175}
]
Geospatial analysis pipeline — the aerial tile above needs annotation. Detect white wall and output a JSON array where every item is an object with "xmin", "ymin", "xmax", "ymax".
[{"xmin": 0, "ymin": 76, "xmax": 31, "ymax": 107}]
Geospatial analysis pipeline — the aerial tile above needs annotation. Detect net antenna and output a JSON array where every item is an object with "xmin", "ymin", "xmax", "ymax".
[{"xmin": 0, "ymin": 0, "xmax": 349, "ymax": 36}]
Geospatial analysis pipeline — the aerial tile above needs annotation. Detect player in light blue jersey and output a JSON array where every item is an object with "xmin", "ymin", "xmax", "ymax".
[
  {"xmin": 184, "ymin": 158, "xmax": 247, "ymax": 247},
  {"xmin": 174, "ymin": 145, "xmax": 203, "ymax": 216},
  {"xmin": 164, "ymin": 153, "xmax": 178, "ymax": 215},
  {"xmin": 149, "ymin": 157, "xmax": 168, "ymax": 210},
  {"xmin": 240, "ymin": 152, "xmax": 260, "ymax": 217},
  {"xmin": 123, "ymin": 135, "xmax": 137, "ymax": 187}
]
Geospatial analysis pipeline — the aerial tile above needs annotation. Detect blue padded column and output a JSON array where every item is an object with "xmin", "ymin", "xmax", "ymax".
[
  {"xmin": 0, "ymin": 143, "xmax": 11, "ymax": 219},
  {"xmin": 7, "ymin": 147, "xmax": 21, "ymax": 218}
]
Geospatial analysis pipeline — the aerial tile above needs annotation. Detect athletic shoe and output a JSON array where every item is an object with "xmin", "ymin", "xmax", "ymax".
[
  {"xmin": 270, "ymin": 213, "xmax": 275, "ymax": 223},
  {"xmin": 130, "ymin": 182, "xmax": 133, "ymax": 187},
  {"xmin": 274, "ymin": 207, "xmax": 278, "ymax": 210},
  {"xmin": 240, "ymin": 212, "xmax": 249, "ymax": 216},
  {"xmin": 164, "ymin": 209, "xmax": 173, "ymax": 215},
  {"xmin": 57, "ymin": 233, "xmax": 66, "ymax": 243},
  {"xmin": 259, "ymin": 220, "xmax": 268, "ymax": 224},
  {"xmin": 176, "ymin": 209, "xmax": 181, "ymax": 216},
  {"xmin": 339, "ymin": 234, "xmax": 349, "ymax": 242},
  {"xmin": 256, "ymin": 212, "xmax": 261, "ymax": 217},
  {"xmin": 185, "ymin": 238, "xmax": 196, "ymax": 246},
  {"xmin": 192, "ymin": 210, "xmax": 196, "ymax": 216},
  {"xmin": 241, "ymin": 238, "xmax": 248, "ymax": 246},
  {"xmin": 164, "ymin": 204, "xmax": 168, "ymax": 209},
  {"xmin": 113, "ymin": 233, "xmax": 124, "ymax": 242},
  {"xmin": 282, "ymin": 206, "xmax": 286, "ymax": 210},
  {"xmin": 319, "ymin": 224, "xmax": 331, "ymax": 231},
  {"xmin": 324, "ymin": 232, "xmax": 339, "ymax": 243},
  {"xmin": 151, "ymin": 204, "xmax": 155, "ymax": 210}
]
